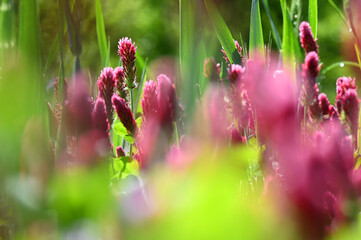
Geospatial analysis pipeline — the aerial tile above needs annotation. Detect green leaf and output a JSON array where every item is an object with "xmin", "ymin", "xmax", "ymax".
[
  {"xmin": 321, "ymin": 61, "xmax": 360, "ymax": 75},
  {"xmin": 204, "ymin": 0, "xmax": 242, "ymax": 64},
  {"xmin": 280, "ymin": 0, "xmax": 301, "ymax": 73},
  {"xmin": 261, "ymin": 0, "xmax": 281, "ymax": 50},
  {"xmin": 95, "ymin": 0, "xmax": 108, "ymax": 67},
  {"xmin": 124, "ymin": 134, "xmax": 135, "ymax": 144},
  {"xmin": 62, "ymin": 0, "xmax": 81, "ymax": 57},
  {"xmin": 308, "ymin": 0, "xmax": 318, "ymax": 38},
  {"xmin": 135, "ymin": 117, "xmax": 143, "ymax": 129},
  {"xmin": 18, "ymin": 0, "xmax": 40, "ymax": 74},
  {"xmin": 249, "ymin": 0, "xmax": 264, "ymax": 57},
  {"xmin": 179, "ymin": 0, "xmax": 201, "ymax": 122},
  {"xmin": 113, "ymin": 122, "xmax": 128, "ymax": 137},
  {"xmin": 121, "ymin": 160, "xmax": 140, "ymax": 179},
  {"xmin": 0, "ymin": 0, "xmax": 15, "ymax": 61},
  {"xmin": 113, "ymin": 158, "xmax": 125, "ymax": 172}
]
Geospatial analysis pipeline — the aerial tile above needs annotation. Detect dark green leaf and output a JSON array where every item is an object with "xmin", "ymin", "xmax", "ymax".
[
  {"xmin": 95, "ymin": 0, "xmax": 108, "ymax": 67},
  {"xmin": 249, "ymin": 0, "xmax": 264, "ymax": 57},
  {"xmin": 261, "ymin": 0, "xmax": 281, "ymax": 50},
  {"xmin": 204, "ymin": 0, "xmax": 242, "ymax": 64}
]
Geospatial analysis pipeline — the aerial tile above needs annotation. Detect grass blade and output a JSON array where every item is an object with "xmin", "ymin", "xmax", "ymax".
[
  {"xmin": 261, "ymin": 0, "xmax": 281, "ymax": 50},
  {"xmin": 134, "ymin": 58, "xmax": 148, "ymax": 114},
  {"xmin": 95, "ymin": 0, "xmax": 108, "ymax": 67},
  {"xmin": 280, "ymin": 0, "xmax": 301, "ymax": 74},
  {"xmin": 249, "ymin": 0, "xmax": 264, "ymax": 58},
  {"xmin": 327, "ymin": 0, "xmax": 347, "ymax": 26},
  {"xmin": 18, "ymin": 0, "xmax": 40, "ymax": 74},
  {"xmin": 179, "ymin": 0, "xmax": 200, "ymax": 120},
  {"xmin": 308, "ymin": 0, "xmax": 318, "ymax": 38},
  {"xmin": 321, "ymin": 61, "xmax": 360, "ymax": 75},
  {"xmin": 0, "ymin": 0, "xmax": 15, "ymax": 62},
  {"xmin": 204, "ymin": 0, "xmax": 242, "ymax": 64},
  {"xmin": 18, "ymin": 0, "xmax": 42, "ymax": 115}
]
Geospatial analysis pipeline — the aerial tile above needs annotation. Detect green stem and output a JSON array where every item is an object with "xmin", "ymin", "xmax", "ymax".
[{"xmin": 129, "ymin": 87, "xmax": 134, "ymax": 160}]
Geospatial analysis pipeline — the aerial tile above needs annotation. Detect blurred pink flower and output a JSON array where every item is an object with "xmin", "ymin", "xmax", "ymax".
[
  {"xmin": 157, "ymin": 74, "xmax": 176, "ymax": 130},
  {"xmin": 65, "ymin": 75, "xmax": 93, "ymax": 135},
  {"xmin": 245, "ymin": 57, "xmax": 298, "ymax": 147},
  {"xmin": 92, "ymin": 98, "xmax": 109, "ymax": 136},
  {"xmin": 141, "ymin": 80, "xmax": 158, "ymax": 120},
  {"xmin": 230, "ymin": 126, "xmax": 246, "ymax": 144},
  {"xmin": 227, "ymin": 64, "xmax": 245, "ymax": 85},
  {"xmin": 206, "ymin": 87, "xmax": 230, "ymax": 142}
]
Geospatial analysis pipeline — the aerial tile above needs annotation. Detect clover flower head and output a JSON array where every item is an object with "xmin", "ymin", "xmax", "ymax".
[
  {"xmin": 112, "ymin": 95, "xmax": 137, "ymax": 134},
  {"xmin": 92, "ymin": 98, "xmax": 109, "ymax": 134},
  {"xmin": 227, "ymin": 64, "xmax": 245, "ymax": 84},
  {"xmin": 97, "ymin": 67, "xmax": 116, "ymax": 126},
  {"xmin": 118, "ymin": 37, "xmax": 137, "ymax": 89},
  {"xmin": 299, "ymin": 21, "xmax": 319, "ymax": 53}
]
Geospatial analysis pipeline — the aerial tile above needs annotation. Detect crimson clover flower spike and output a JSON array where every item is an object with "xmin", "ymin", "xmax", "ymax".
[
  {"xmin": 342, "ymin": 89, "xmax": 360, "ymax": 146},
  {"xmin": 336, "ymin": 76, "xmax": 357, "ymax": 102},
  {"xmin": 299, "ymin": 21, "xmax": 319, "ymax": 53},
  {"xmin": 114, "ymin": 66, "xmax": 125, "ymax": 94},
  {"xmin": 118, "ymin": 37, "xmax": 137, "ymax": 89},
  {"xmin": 318, "ymin": 93, "xmax": 330, "ymax": 116},
  {"xmin": 227, "ymin": 64, "xmax": 245, "ymax": 85},
  {"xmin": 302, "ymin": 52, "xmax": 321, "ymax": 106},
  {"xmin": 92, "ymin": 98, "xmax": 109, "ymax": 135},
  {"xmin": 116, "ymin": 146, "xmax": 125, "ymax": 157},
  {"xmin": 157, "ymin": 74, "xmax": 176, "ymax": 127},
  {"xmin": 97, "ymin": 67, "xmax": 116, "ymax": 127},
  {"xmin": 112, "ymin": 95, "xmax": 137, "ymax": 134},
  {"xmin": 204, "ymin": 57, "xmax": 221, "ymax": 83},
  {"xmin": 141, "ymin": 80, "xmax": 158, "ymax": 120}
]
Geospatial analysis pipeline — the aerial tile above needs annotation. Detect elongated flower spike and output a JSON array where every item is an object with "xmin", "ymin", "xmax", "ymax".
[
  {"xmin": 302, "ymin": 51, "xmax": 321, "ymax": 106},
  {"xmin": 343, "ymin": 89, "xmax": 360, "ymax": 146},
  {"xmin": 299, "ymin": 21, "xmax": 319, "ymax": 53},
  {"xmin": 112, "ymin": 95, "xmax": 137, "ymax": 134},
  {"xmin": 227, "ymin": 64, "xmax": 245, "ymax": 85},
  {"xmin": 92, "ymin": 98, "xmax": 109, "ymax": 135},
  {"xmin": 114, "ymin": 66, "xmax": 125, "ymax": 94},
  {"xmin": 318, "ymin": 93, "xmax": 330, "ymax": 116},
  {"xmin": 118, "ymin": 37, "xmax": 137, "ymax": 89},
  {"xmin": 157, "ymin": 74, "xmax": 176, "ymax": 128},
  {"xmin": 141, "ymin": 80, "xmax": 158, "ymax": 120},
  {"xmin": 97, "ymin": 67, "xmax": 116, "ymax": 127}
]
